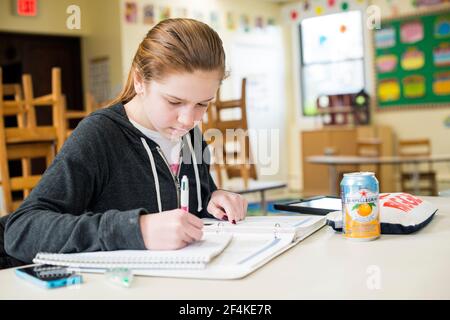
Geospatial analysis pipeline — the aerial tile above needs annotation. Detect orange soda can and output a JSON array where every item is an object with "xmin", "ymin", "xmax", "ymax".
[{"xmin": 340, "ymin": 172, "xmax": 380, "ymax": 241}]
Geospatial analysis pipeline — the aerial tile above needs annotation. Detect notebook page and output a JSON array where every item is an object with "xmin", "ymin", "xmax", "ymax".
[
  {"xmin": 33, "ymin": 233, "xmax": 232, "ymax": 269},
  {"xmin": 208, "ymin": 232, "xmax": 294, "ymax": 269}
]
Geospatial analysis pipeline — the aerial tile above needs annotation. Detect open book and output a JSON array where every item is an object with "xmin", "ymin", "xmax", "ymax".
[
  {"xmin": 135, "ymin": 215, "xmax": 326, "ymax": 279},
  {"xmin": 32, "ymin": 233, "xmax": 232, "ymax": 270}
]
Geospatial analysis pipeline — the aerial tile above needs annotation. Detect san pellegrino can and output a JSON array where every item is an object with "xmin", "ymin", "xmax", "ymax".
[{"xmin": 340, "ymin": 172, "xmax": 380, "ymax": 241}]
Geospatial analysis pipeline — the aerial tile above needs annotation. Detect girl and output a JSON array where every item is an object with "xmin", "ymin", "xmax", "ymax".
[{"xmin": 4, "ymin": 18, "xmax": 247, "ymax": 264}]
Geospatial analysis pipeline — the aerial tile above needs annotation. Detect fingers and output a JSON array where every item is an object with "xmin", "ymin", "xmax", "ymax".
[
  {"xmin": 176, "ymin": 210, "xmax": 203, "ymax": 243},
  {"xmin": 186, "ymin": 211, "xmax": 204, "ymax": 229},
  {"xmin": 229, "ymin": 194, "xmax": 246, "ymax": 222},
  {"xmin": 183, "ymin": 222, "xmax": 203, "ymax": 242},
  {"xmin": 221, "ymin": 195, "xmax": 244, "ymax": 224},
  {"xmin": 207, "ymin": 203, "xmax": 228, "ymax": 221}
]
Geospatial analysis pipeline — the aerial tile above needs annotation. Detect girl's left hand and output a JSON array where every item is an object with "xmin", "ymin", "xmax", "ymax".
[{"xmin": 207, "ymin": 190, "xmax": 248, "ymax": 224}]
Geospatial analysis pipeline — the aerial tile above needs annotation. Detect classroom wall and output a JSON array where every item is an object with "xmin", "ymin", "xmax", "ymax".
[
  {"xmin": 0, "ymin": 0, "xmax": 90, "ymax": 36},
  {"xmin": 0, "ymin": 0, "xmax": 123, "ymax": 107},
  {"xmin": 81, "ymin": 0, "xmax": 123, "ymax": 100},
  {"xmin": 282, "ymin": 0, "xmax": 450, "ymax": 191}
]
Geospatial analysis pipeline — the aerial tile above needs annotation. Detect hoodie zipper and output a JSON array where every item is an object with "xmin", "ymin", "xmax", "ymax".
[{"xmin": 156, "ymin": 146, "xmax": 182, "ymax": 208}]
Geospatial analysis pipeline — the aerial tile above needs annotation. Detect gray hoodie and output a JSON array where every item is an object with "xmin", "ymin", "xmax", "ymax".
[{"xmin": 4, "ymin": 103, "xmax": 217, "ymax": 263}]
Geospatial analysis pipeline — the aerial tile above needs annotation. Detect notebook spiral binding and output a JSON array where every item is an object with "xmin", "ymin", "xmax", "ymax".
[{"xmin": 34, "ymin": 252, "xmax": 208, "ymax": 265}]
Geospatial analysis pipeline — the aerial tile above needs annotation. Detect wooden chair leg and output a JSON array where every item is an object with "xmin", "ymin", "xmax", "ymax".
[
  {"xmin": 432, "ymin": 174, "xmax": 438, "ymax": 196},
  {"xmin": 22, "ymin": 158, "xmax": 32, "ymax": 198},
  {"xmin": 51, "ymin": 68, "xmax": 65, "ymax": 151},
  {"xmin": 22, "ymin": 74, "xmax": 37, "ymax": 129}
]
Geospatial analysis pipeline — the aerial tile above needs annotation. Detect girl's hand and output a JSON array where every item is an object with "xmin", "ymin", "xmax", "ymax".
[
  {"xmin": 139, "ymin": 209, "xmax": 203, "ymax": 250},
  {"xmin": 207, "ymin": 190, "xmax": 248, "ymax": 224}
]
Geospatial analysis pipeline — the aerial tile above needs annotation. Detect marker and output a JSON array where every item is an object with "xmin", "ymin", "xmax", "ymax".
[{"xmin": 180, "ymin": 175, "xmax": 189, "ymax": 212}]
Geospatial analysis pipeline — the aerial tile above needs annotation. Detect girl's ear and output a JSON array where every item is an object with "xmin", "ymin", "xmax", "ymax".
[{"xmin": 133, "ymin": 70, "xmax": 144, "ymax": 96}]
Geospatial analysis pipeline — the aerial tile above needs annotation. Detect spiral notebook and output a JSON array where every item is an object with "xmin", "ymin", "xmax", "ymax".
[
  {"xmin": 32, "ymin": 233, "xmax": 232, "ymax": 270},
  {"xmin": 135, "ymin": 215, "xmax": 327, "ymax": 279}
]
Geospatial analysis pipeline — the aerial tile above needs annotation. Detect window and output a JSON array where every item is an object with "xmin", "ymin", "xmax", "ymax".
[{"xmin": 300, "ymin": 10, "xmax": 365, "ymax": 116}]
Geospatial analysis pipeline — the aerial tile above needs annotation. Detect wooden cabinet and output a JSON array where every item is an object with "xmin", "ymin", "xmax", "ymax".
[{"xmin": 301, "ymin": 126, "xmax": 395, "ymax": 195}]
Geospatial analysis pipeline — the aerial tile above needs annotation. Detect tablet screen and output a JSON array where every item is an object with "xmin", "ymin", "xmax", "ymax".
[{"xmin": 292, "ymin": 197, "xmax": 342, "ymax": 211}]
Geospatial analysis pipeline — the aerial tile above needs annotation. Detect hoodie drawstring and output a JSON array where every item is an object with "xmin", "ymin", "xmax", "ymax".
[
  {"xmin": 140, "ymin": 134, "xmax": 202, "ymax": 213},
  {"xmin": 185, "ymin": 135, "xmax": 203, "ymax": 212},
  {"xmin": 141, "ymin": 138, "xmax": 162, "ymax": 213}
]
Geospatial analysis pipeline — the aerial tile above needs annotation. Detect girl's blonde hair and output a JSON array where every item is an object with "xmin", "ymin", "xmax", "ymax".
[{"xmin": 109, "ymin": 18, "xmax": 226, "ymax": 105}]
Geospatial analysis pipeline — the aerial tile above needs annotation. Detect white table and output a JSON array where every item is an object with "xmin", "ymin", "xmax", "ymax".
[{"xmin": 1, "ymin": 196, "xmax": 449, "ymax": 300}]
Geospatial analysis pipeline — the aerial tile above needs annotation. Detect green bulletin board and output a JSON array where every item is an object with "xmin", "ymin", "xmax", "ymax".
[{"xmin": 374, "ymin": 9, "xmax": 450, "ymax": 110}]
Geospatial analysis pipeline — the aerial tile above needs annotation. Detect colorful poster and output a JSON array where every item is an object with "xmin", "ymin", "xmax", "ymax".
[
  {"xmin": 445, "ymin": 115, "xmax": 450, "ymax": 128},
  {"xmin": 378, "ymin": 79, "xmax": 401, "ymax": 102},
  {"xmin": 143, "ymin": 4, "xmax": 154, "ymax": 25},
  {"xmin": 402, "ymin": 75, "xmax": 426, "ymax": 98},
  {"xmin": 375, "ymin": 27, "xmax": 396, "ymax": 48},
  {"xmin": 376, "ymin": 54, "xmax": 398, "ymax": 73},
  {"xmin": 209, "ymin": 11, "xmax": 220, "ymax": 30},
  {"xmin": 400, "ymin": 21, "xmax": 424, "ymax": 43},
  {"xmin": 226, "ymin": 12, "xmax": 236, "ymax": 30},
  {"xmin": 433, "ymin": 43, "xmax": 450, "ymax": 67},
  {"xmin": 435, "ymin": 15, "xmax": 450, "ymax": 38},
  {"xmin": 239, "ymin": 14, "xmax": 250, "ymax": 32},
  {"xmin": 433, "ymin": 71, "xmax": 450, "ymax": 95},
  {"xmin": 416, "ymin": 0, "xmax": 445, "ymax": 6},
  {"xmin": 125, "ymin": 2, "xmax": 137, "ymax": 23},
  {"xmin": 401, "ymin": 47, "xmax": 425, "ymax": 70},
  {"xmin": 255, "ymin": 16, "xmax": 264, "ymax": 29},
  {"xmin": 290, "ymin": 9, "xmax": 299, "ymax": 22},
  {"xmin": 159, "ymin": 6, "xmax": 171, "ymax": 20}
]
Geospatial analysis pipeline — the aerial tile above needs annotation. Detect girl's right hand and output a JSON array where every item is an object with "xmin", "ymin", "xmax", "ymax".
[{"xmin": 139, "ymin": 209, "xmax": 204, "ymax": 250}]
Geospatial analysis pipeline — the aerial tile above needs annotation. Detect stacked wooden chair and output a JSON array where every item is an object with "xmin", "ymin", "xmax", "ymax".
[
  {"xmin": 356, "ymin": 138, "xmax": 382, "ymax": 177},
  {"xmin": 0, "ymin": 67, "xmax": 65, "ymax": 215},
  {"xmin": 204, "ymin": 78, "xmax": 257, "ymax": 189},
  {"xmin": 398, "ymin": 139, "xmax": 438, "ymax": 196},
  {"xmin": 62, "ymin": 92, "xmax": 101, "ymax": 138}
]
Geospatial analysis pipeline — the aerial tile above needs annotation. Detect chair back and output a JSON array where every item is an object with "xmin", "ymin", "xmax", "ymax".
[
  {"xmin": 0, "ymin": 68, "xmax": 60, "ymax": 215},
  {"xmin": 204, "ymin": 78, "xmax": 257, "ymax": 189},
  {"xmin": 398, "ymin": 138, "xmax": 437, "ymax": 196}
]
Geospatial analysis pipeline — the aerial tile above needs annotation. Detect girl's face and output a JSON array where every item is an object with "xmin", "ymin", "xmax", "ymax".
[{"xmin": 137, "ymin": 70, "xmax": 221, "ymax": 140}]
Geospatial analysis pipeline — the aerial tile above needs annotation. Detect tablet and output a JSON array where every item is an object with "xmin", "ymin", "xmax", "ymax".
[{"xmin": 273, "ymin": 196, "xmax": 342, "ymax": 215}]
